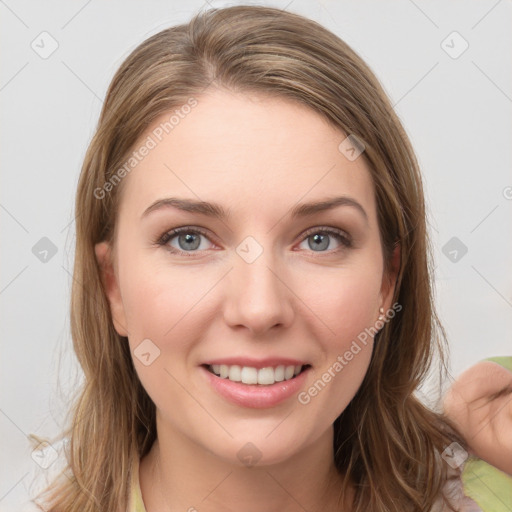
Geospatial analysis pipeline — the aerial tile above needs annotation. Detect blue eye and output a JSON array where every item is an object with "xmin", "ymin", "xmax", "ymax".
[
  {"xmin": 157, "ymin": 227, "xmax": 213, "ymax": 256},
  {"xmin": 298, "ymin": 227, "xmax": 352, "ymax": 252},
  {"xmin": 156, "ymin": 226, "xmax": 352, "ymax": 257}
]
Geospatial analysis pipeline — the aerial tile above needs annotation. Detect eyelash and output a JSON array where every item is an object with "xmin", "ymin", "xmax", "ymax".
[{"xmin": 154, "ymin": 226, "xmax": 353, "ymax": 257}]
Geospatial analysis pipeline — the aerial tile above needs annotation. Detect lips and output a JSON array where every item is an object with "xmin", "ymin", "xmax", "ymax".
[{"xmin": 200, "ymin": 363, "xmax": 312, "ymax": 408}]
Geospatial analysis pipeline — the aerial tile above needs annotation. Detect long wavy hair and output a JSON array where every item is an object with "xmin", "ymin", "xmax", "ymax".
[{"xmin": 33, "ymin": 5, "xmax": 466, "ymax": 511}]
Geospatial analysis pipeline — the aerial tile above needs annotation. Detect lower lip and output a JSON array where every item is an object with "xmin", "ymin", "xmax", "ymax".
[{"xmin": 200, "ymin": 365, "xmax": 310, "ymax": 409}]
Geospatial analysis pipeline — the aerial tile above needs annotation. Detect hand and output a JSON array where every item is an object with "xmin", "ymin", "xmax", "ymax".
[{"xmin": 443, "ymin": 361, "xmax": 512, "ymax": 476}]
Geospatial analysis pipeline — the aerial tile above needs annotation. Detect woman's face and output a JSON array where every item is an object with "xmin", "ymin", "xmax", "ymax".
[{"xmin": 96, "ymin": 89, "xmax": 397, "ymax": 466}]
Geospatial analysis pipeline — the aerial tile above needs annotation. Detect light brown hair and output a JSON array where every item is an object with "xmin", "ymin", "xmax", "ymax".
[{"xmin": 34, "ymin": 5, "xmax": 465, "ymax": 511}]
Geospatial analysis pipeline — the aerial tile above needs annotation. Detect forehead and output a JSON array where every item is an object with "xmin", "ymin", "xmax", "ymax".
[{"xmin": 118, "ymin": 89, "xmax": 376, "ymax": 223}]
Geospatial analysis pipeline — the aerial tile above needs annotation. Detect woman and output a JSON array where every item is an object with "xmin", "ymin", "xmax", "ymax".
[{"xmin": 33, "ymin": 5, "xmax": 482, "ymax": 511}]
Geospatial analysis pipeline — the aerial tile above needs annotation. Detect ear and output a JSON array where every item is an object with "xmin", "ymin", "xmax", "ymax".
[
  {"xmin": 379, "ymin": 243, "xmax": 401, "ymax": 315},
  {"xmin": 94, "ymin": 241, "xmax": 128, "ymax": 337}
]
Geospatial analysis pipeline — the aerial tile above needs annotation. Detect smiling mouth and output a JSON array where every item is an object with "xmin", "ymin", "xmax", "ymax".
[{"xmin": 203, "ymin": 364, "xmax": 311, "ymax": 386}]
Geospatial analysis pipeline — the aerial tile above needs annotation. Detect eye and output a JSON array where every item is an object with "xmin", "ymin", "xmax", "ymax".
[
  {"xmin": 155, "ymin": 225, "xmax": 352, "ymax": 257},
  {"xmin": 297, "ymin": 227, "xmax": 352, "ymax": 253},
  {"xmin": 156, "ymin": 227, "xmax": 215, "ymax": 256}
]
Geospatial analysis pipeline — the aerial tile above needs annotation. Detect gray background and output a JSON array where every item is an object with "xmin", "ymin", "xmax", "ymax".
[{"xmin": 1, "ymin": 0, "xmax": 511, "ymax": 509}]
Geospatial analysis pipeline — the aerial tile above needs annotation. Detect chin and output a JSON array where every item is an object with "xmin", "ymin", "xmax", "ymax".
[{"xmin": 203, "ymin": 431, "xmax": 310, "ymax": 469}]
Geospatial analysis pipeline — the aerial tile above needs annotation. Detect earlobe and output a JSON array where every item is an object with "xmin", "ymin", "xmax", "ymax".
[{"xmin": 94, "ymin": 241, "xmax": 129, "ymax": 337}]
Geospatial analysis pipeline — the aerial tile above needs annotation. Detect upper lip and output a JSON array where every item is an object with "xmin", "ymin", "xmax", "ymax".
[{"xmin": 202, "ymin": 357, "xmax": 310, "ymax": 369}]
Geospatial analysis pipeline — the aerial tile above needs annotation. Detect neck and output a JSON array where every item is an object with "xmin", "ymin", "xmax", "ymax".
[{"xmin": 139, "ymin": 420, "xmax": 352, "ymax": 512}]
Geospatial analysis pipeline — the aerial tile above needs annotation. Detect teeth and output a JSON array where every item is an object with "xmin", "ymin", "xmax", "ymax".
[
  {"xmin": 208, "ymin": 364, "xmax": 304, "ymax": 385},
  {"xmin": 228, "ymin": 365, "xmax": 242, "ymax": 382},
  {"xmin": 241, "ymin": 366, "xmax": 258, "ymax": 384},
  {"xmin": 219, "ymin": 365, "xmax": 229, "ymax": 378},
  {"xmin": 284, "ymin": 365, "xmax": 295, "ymax": 380},
  {"xmin": 274, "ymin": 365, "xmax": 285, "ymax": 382},
  {"xmin": 257, "ymin": 367, "xmax": 274, "ymax": 385}
]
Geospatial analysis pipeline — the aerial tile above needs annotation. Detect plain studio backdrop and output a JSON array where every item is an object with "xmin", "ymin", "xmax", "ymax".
[{"xmin": 1, "ymin": 1, "xmax": 511, "ymax": 510}]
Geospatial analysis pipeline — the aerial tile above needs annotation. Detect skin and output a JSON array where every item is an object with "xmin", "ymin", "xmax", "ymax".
[
  {"xmin": 95, "ymin": 89, "xmax": 399, "ymax": 512},
  {"xmin": 443, "ymin": 360, "xmax": 512, "ymax": 476}
]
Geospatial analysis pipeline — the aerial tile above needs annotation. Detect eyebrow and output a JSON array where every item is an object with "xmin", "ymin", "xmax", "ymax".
[{"xmin": 141, "ymin": 196, "xmax": 368, "ymax": 223}]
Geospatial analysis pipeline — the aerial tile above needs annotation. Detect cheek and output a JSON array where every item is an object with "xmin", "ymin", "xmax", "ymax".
[
  {"xmin": 303, "ymin": 264, "xmax": 383, "ymax": 342},
  {"xmin": 297, "ymin": 266, "xmax": 381, "ymax": 416},
  {"xmin": 119, "ymin": 252, "xmax": 208, "ymax": 339},
  {"xmin": 119, "ymin": 262, "xmax": 208, "ymax": 407}
]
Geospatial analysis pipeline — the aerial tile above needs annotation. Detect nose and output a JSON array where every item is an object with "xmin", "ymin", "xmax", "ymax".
[{"xmin": 222, "ymin": 249, "xmax": 295, "ymax": 336}]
